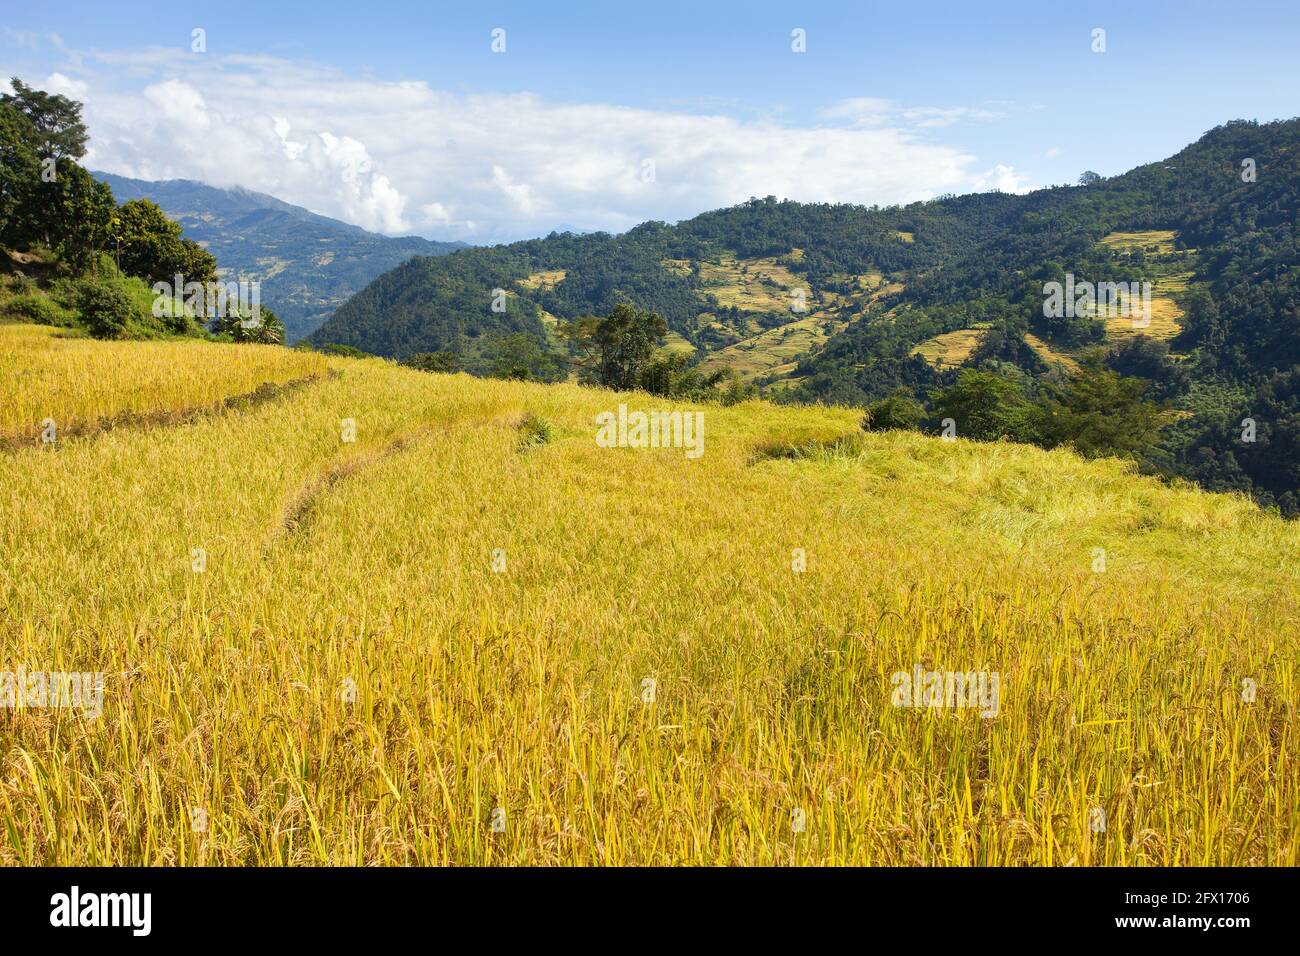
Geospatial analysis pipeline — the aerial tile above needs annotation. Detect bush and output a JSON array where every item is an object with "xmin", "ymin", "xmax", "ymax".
[
  {"xmin": 864, "ymin": 390, "xmax": 925, "ymax": 431},
  {"xmin": 403, "ymin": 350, "xmax": 463, "ymax": 373},
  {"xmin": 1, "ymin": 292, "xmax": 76, "ymax": 326},
  {"xmin": 312, "ymin": 343, "xmax": 370, "ymax": 358},
  {"xmin": 516, "ymin": 413, "xmax": 553, "ymax": 449},
  {"xmin": 77, "ymin": 279, "xmax": 134, "ymax": 339}
]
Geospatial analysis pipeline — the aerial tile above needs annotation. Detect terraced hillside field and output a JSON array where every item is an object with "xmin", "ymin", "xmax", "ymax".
[{"xmin": 1, "ymin": 336, "xmax": 1297, "ymax": 865}]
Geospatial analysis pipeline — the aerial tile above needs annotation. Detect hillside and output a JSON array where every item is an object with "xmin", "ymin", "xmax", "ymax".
[
  {"xmin": 96, "ymin": 173, "xmax": 464, "ymax": 342},
  {"xmin": 2, "ymin": 325, "xmax": 1296, "ymax": 865},
  {"xmin": 312, "ymin": 118, "xmax": 1300, "ymax": 512}
]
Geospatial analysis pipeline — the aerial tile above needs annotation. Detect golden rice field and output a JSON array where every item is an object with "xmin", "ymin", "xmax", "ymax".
[
  {"xmin": 911, "ymin": 327, "xmax": 985, "ymax": 369},
  {"xmin": 0, "ymin": 324, "xmax": 326, "ymax": 444},
  {"xmin": 1, "ymin": 336, "xmax": 1297, "ymax": 865}
]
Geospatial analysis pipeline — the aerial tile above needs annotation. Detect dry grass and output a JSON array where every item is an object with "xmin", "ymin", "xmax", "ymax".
[
  {"xmin": 0, "ymin": 338, "xmax": 1296, "ymax": 865},
  {"xmin": 1098, "ymin": 230, "xmax": 1178, "ymax": 255},
  {"xmin": 697, "ymin": 254, "xmax": 811, "ymax": 314},
  {"xmin": 1100, "ymin": 274, "xmax": 1189, "ymax": 341},
  {"xmin": 912, "ymin": 328, "xmax": 985, "ymax": 369},
  {"xmin": 703, "ymin": 314, "xmax": 845, "ymax": 380},
  {"xmin": 0, "ymin": 324, "xmax": 327, "ymax": 445},
  {"xmin": 1024, "ymin": 333, "xmax": 1081, "ymax": 373},
  {"xmin": 516, "ymin": 269, "xmax": 567, "ymax": 292}
]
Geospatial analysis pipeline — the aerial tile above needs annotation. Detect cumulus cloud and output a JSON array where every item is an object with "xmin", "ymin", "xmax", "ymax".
[
  {"xmin": 971, "ymin": 164, "xmax": 1030, "ymax": 194},
  {"xmin": 28, "ymin": 46, "xmax": 1030, "ymax": 242},
  {"xmin": 42, "ymin": 72, "xmax": 88, "ymax": 98}
]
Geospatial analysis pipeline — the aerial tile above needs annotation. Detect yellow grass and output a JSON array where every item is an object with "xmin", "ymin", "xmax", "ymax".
[
  {"xmin": 1098, "ymin": 230, "xmax": 1178, "ymax": 255},
  {"xmin": 660, "ymin": 330, "xmax": 696, "ymax": 356},
  {"xmin": 1024, "ymin": 333, "xmax": 1081, "ymax": 373},
  {"xmin": 516, "ymin": 269, "xmax": 567, "ymax": 292},
  {"xmin": 703, "ymin": 314, "xmax": 845, "ymax": 380},
  {"xmin": 1, "ymin": 338, "xmax": 1296, "ymax": 865},
  {"xmin": 1100, "ymin": 274, "xmax": 1190, "ymax": 341},
  {"xmin": 697, "ymin": 254, "xmax": 812, "ymax": 313},
  {"xmin": 0, "ymin": 324, "xmax": 326, "ymax": 444},
  {"xmin": 912, "ymin": 328, "xmax": 984, "ymax": 369}
]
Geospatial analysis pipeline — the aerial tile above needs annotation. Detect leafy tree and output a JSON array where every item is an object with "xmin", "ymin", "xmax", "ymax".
[
  {"xmin": 49, "ymin": 162, "xmax": 115, "ymax": 274},
  {"xmin": 482, "ymin": 332, "xmax": 565, "ymax": 382},
  {"xmin": 114, "ymin": 198, "xmax": 217, "ymax": 284},
  {"xmin": 0, "ymin": 101, "xmax": 39, "ymax": 247},
  {"xmin": 638, "ymin": 350, "xmax": 723, "ymax": 398},
  {"xmin": 1, "ymin": 78, "xmax": 88, "ymax": 161},
  {"xmin": 560, "ymin": 303, "xmax": 666, "ymax": 390},
  {"xmin": 930, "ymin": 370, "xmax": 1040, "ymax": 442},
  {"xmin": 403, "ymin": 350, "xmax": 463, "ymax": 373},
  {"xmin": 1036, "ymin": 366, "xmax": 1163, "ymax": 458},
  {"xmin": 1104, "ymin": 336, "xmax": 1189, "ymax": 401},
  {"xmin": 864, "ymin": 390, "xmax": 926, "ymax": 431}
]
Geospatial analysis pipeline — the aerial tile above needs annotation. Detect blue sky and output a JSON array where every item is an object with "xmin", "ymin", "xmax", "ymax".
[{"xmin": 4, "ymin": 0, "xmax": 1298, "ymax": 241}]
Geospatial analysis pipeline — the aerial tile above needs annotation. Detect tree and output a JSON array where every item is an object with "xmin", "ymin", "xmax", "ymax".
[
  {"xmin": 403, "ymin": 350, "xmax": 463, "ymax": 373},
  {"xmin": 111, "ymin": 199, "xmax": 217, "ymax": 285},
  {"xmin": 1103, "ymin": 335, "xmax": 1189, "ymax": 401},
  {"xmin": 638, "ymin": 349, "xmax": 724, "ymax": 398},
  {"xmin": 864, "ymin": 390, "xmax": 926, "ymax": 431},
  {"xmin": 1078, "ymin": 170, "xmax": 1102, "ymax": 186},
  {"xmin": 1, "ymin": 78, "xmax": 88, "ymax": 161},
  {"xmin": 48, "ymin": 162, "xmax": 115, "ymax": 274},
  {"xmin": 482, "ymin": 332, "xmax": 564, "ymax": 382},
  {"xmin": 1036, "ymin": 366, "xmax": 1163, "ymax": 459},
  {"xmin": 930, "ymin": 370, "xmax": 1040, "ymax": 442},
  {"xmin": 559, "ymin": 303, "xmax": 666, "ymax": 390},
  {"xmin": 0, "ymin": 101, "xmax": 39, "ymax": 247}
]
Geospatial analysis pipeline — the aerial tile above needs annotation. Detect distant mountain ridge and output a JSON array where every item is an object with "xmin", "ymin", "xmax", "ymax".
[
  {"xmin": 94, "ymin": 172, "xmax": 463, "ymax": 341},
  {"xmin": 311, "ymin": 118, "xmax": 1300, "ymax": 512}
]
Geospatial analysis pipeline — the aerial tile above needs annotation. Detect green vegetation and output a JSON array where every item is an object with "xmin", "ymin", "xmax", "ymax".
[
  {"xmin": 98, "ymin": 172, "xmax": 464, "ymax": 342},
  {"xmin": 0, "ymin": 78, "xmax": 284, "ymax": 349},
  {"xmin": 313, "ymin": 117, "xmax": 1300, "ymax": 512}
]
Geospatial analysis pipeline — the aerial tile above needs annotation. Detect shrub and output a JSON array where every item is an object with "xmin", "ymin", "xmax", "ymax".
[
  {"xmin": 403, "ymin": 350, "xmax": 463, "ymax": 373},
  {"xmin": 2, "ymin": 292, "xmax": 76, "ymax": 326},
  {"xmin": 516, "ymin": 412, "xmax": 553, "ymax": 449},
  {"xmin": 77, "ymin": 279, "xmax": 134, "ymax": 339},
  {"xmin": 864, "ymin": 390, "xmax": 926, "ymax": 431},
  {"xmin": 313, "ymin": 343, "xmax": 370, "ymax": 358}
]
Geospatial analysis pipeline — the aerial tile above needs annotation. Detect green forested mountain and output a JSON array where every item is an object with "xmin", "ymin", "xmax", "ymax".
[
  {"xmin": 313, "ymin": 118, "xmax": 1300, "ymax": 512},
  {"xmin": 96, "ymin": 173, "xmax": 463, "ymax": 342}
]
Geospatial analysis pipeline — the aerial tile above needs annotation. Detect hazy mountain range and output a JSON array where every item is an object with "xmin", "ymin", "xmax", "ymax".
[{"xmin": 95, "ymin": 172, "xmax": 463, "ymax": 341}]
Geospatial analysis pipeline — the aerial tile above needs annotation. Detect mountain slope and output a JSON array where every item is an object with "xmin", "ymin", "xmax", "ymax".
[
  {"xmin": 314, "ymin": 117, "xmax": 1300, "ymax": 510},
  {"xmin": 95, "ymin": 173, "xmax": 463, "ymax": 341}
]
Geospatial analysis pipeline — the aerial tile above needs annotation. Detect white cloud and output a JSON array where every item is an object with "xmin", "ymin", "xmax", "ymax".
[
  {"xmin": 47, "ymin": 49, "xmax": 1030, "ymax": 242},
  {"xmin": 971, "ymin": 164, "xmax": 1030, "ymax": 194},
  {"xmin": 43, "ymin": 72, "xmax": 88, "ymax": 98},
  {"xmin": 820, "ymin": 98, "xmax": 1004, "ymax": 129}
]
